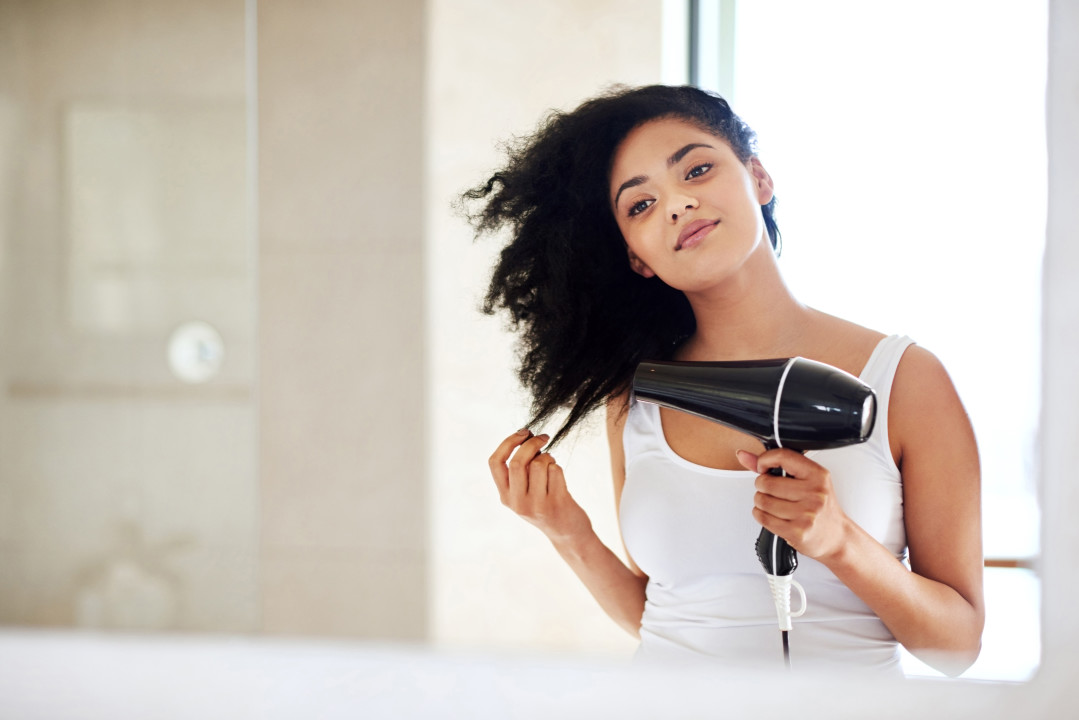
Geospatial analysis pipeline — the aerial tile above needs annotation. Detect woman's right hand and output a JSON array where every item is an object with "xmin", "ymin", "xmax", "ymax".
[{"xmin": 488, "ymin": 429, "xmax": 593, "ymax": 545}]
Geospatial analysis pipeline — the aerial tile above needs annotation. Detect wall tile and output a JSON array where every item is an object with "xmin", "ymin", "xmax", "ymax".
[
  {"xmin": 259, "ymin": 249, "xmax": 425, "ymax": 554},
  {"xmin": 257, "ymin": 0, "xmax": 425, "ymax": 254}
]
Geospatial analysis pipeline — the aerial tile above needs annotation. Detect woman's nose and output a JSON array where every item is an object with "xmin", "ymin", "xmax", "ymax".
[{"xmin": 668, "ymin": 194, "xmax": 699, "ymax": 221}]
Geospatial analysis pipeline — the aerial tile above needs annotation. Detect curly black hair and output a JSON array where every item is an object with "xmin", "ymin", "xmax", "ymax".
[{"xmin": 463, "ymin": 84, "xmax": 780, "ymax": 447}]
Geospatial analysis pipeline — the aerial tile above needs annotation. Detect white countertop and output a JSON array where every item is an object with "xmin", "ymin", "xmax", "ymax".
[{"xmin": 0, "ymin": 629, "xmax": 1057, "ymax": 719}]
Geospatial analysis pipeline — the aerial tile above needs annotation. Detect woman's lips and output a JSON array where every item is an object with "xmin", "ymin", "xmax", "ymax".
[{"xmin": 676, "ymin": 219, "xmax": 718, "ymax": 250}]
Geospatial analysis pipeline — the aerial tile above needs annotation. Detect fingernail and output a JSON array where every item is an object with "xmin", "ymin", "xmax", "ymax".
[{"xmin": 517, "ymin": 428, "xmax": 531, "ymax": 436}]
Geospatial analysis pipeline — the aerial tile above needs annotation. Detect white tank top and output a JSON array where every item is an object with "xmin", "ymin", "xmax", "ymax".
[{"xmin": 620, "ymin": 334, "xmax": 914, "ymax": 674}]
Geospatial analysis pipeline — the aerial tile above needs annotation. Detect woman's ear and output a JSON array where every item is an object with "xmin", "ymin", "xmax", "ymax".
[
  {"xmin": 627, "ymin": 247, "xmax": 656, "ymax": 278},
  {"xmin": 747, "ymin": 156, "xmax": 775, "ymax": 205}
]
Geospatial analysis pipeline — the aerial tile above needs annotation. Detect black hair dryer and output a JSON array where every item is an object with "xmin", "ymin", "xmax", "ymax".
[{"xmin": 632, "ymin": 357, "xmax": 877, "ymax": 634}]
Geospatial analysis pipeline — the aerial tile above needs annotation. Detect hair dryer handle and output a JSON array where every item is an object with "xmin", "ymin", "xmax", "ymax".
[
  {"xmin": 755, "ymin": 527, "xmax": 797, "ymax": 576},
  {"xmin": 755, "ymin": 466, "xmax": 798, "ymax": 576}
]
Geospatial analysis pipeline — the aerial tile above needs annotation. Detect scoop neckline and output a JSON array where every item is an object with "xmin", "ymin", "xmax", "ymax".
[{"xmin": 648, "ymin": 401, "xmax": 759, "ymax": 477}]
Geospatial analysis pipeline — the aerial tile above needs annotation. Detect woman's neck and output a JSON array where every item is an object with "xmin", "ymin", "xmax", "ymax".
[{"xmin": 677, "ymin": 241, "xmax": 815, "ymax": 361}]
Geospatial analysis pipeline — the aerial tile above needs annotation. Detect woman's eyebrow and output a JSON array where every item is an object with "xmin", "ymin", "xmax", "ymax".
[
  {"xmin": 667, "ymin": 142, "xmax": 713, "ymax": 166},
  {"xmin": 613, "ymin": 176, "xmax": 646, "ymax": 207},
  {"xmin": 613, "ymin": 143, "xmax": 715, "ymax": 207}
]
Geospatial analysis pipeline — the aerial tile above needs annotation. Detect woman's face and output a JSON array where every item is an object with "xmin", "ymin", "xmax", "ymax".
[{"xmin": 608, "ymin": 117, "xmax": 774, "ymax": 294}]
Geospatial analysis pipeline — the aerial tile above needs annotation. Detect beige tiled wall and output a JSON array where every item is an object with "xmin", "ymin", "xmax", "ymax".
[{"xmin": 256, "ymin": 0, "xmax": 428, "ymax": 640}]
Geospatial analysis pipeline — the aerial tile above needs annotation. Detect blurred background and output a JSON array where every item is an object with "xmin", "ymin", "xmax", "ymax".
[{"xmin": 0, "ymin": 0, "xmax": 1045, "ymax": 683}]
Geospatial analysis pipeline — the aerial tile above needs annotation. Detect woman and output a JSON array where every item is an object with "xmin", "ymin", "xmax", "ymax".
[{"xmin": 466, "ymin": 85, "xmax": 982, "ymax": 676}]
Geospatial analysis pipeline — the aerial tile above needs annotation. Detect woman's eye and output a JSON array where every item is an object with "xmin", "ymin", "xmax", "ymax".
[
  {"xmin": 686, "ymin": 163, "xmax": 712, "ymax": 179},
  {"xmin": 628, "ymin": 199, "xmax": 654, "ymax": 217}
]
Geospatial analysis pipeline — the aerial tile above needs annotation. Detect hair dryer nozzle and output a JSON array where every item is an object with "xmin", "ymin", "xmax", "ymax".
[{"xmin": 775, "ymin": 357, "xmax": 877, "ymax": 450}]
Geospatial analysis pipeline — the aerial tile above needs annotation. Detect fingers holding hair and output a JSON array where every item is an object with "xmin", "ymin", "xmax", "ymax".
[
  {"xmin": 488, "ymin": 428, "xmax": 533, "ymax": 495},
  {"xmin": 494, "ymin": 430, "xmax": 551, "ymax": 511}
]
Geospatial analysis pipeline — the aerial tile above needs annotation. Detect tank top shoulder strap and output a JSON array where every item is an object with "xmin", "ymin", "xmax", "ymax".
[
  {"xmin": 860, "ymin": 334, "xmax": 915, "ymax": 389},
  {"xmin": 859, "ymin": 334, "xmax": 915, "ymax": 459}
]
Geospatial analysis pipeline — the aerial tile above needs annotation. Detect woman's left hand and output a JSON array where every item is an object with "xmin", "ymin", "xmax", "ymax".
[{"xmin": 736, "ymin": 448, "xmax": 851, "ymax": 562}]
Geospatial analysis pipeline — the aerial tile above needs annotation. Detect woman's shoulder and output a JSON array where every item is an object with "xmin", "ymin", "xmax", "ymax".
[
  {"xmin": 881, "ymin": 338, "xmax": 973, "ymax": 472},
  {"xmin": 890, "ymin": 343, "xmax": 959, "ymax": 404}
]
